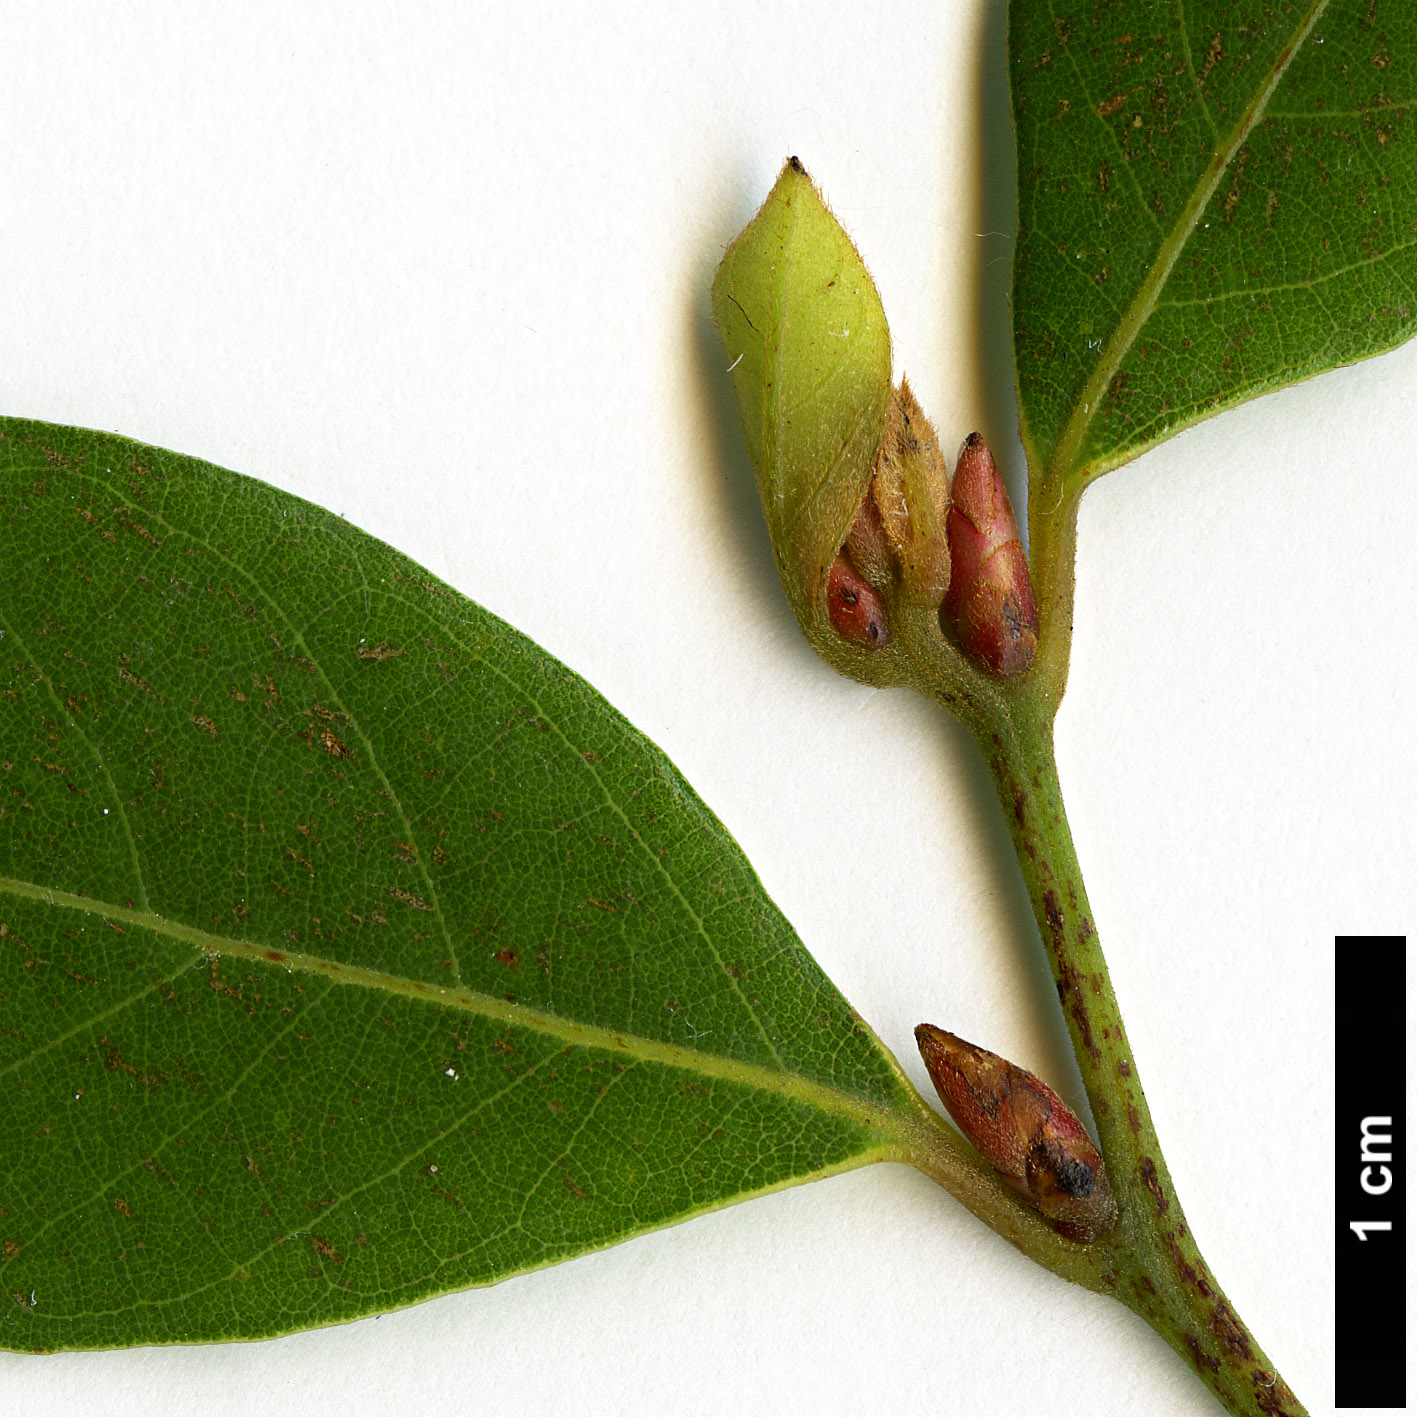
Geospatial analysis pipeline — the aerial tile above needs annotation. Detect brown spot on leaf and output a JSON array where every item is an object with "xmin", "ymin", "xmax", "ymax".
[
  {"xmin": 494, "ymin": 950, "xmax": 519, "ymax": 970},
  {"xmin": 1198, "ymin": 32, "xmax": 1223, "ymax": 84},
  {"xmin": 190, "ymin": 715, "xmax": 218, "ymax": 739},
  {"xmin": 310, "ymin": 1235, "xmax": 346, "ymax": 1266},
  {"xmin": 356, "ymin": 640, "xmax": 403, "ymax": 661},
  {"xmin": 1097, "ymin": 93, "xmax": 1126, "ymax": 117},
  {"xmin": 318, "ymin": 727, "xmax": 351, "ymax": 759},
  {"xmin": 382, "ymin": 885, "xmax": 432, "ymax": 912},
  {"xmin": 102, "ymin": 1039, "xmax": 170, "ymax": 1089},
  {"xmin": 117, "ymin": 665, "xmax": 155, "ymax": 695}
]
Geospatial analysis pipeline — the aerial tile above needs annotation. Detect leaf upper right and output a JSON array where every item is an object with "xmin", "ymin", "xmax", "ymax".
[{"xmin": 1011, "ymin": 0, "xmax": 1416, "ymax": 500}]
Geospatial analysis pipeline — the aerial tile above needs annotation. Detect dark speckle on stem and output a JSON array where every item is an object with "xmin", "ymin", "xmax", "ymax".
[
  {"xmin": 1139, "ymin": 1156, "xmax": 1168, "ymax": 1213},
  {"xmin": 1212, "ymin": 1302, "xmax": 1252, "ymax": 1359},
  {"xmin": 1055, "ymin": 959, "xmax": 1099, "ymax": 1060},
  {"xmin": 1185, "ymin": 1333, "xmax": 1221, "ymax": 1375},
  {"xmin": 1042, "ymin": 888, "xmax": 1064, "ymax": 948}
]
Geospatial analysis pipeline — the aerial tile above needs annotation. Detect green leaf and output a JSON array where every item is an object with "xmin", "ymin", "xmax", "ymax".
[
  {"xmin": 0, "ymin": 418, "xmax": 934, "ymax": 1350},
  {"xmin": 711, "ymin": 158, "xmax": 893, "ymax": 636},
  {"xmin": 1012, "ymin": 0, "xmax": 1417, "ymax": 499}
]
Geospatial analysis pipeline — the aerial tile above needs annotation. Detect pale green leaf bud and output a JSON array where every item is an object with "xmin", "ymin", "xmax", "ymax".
[{"xmin": 712, "ymin": 159, "xmax": 893, "ymax": 672}]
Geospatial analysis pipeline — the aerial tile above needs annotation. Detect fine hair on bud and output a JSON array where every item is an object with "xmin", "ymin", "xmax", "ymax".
[
  {"xmin": 842, "ymin": 495, "xmax": 894, "ymax": 591},
  {"xmin": 915, "ymin": 1023, "xmax": 1117, "ymax": 1243},
  {"xmin": 870, "ymin": 380, "xmax": 952, "ymax": 605},
  {"xmin": 941, "ymin": 434, "xmax": 1038, "ymax": 679}
]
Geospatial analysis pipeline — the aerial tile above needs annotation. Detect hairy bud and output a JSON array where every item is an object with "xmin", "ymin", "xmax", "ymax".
[
  {"xmin": 915, "ymin": 1023, "xmax": 1117, "ymax": 1243},
  {"xmin": 820, "ymin": 380, "xmax": 952, "ymax": 652},
  {"xmin": 842, "ymin": 492, "xmax": 893, "ymax": 592},
  {"xmin": 871, "ymin": 380, "xmax": 952, "ymax": 606},
  {"xmin": 941, "ymin": 435, "xmax": 1038, "ymax": 679}
]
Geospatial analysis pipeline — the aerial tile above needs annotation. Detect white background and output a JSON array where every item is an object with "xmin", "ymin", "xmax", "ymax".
[{"xmin": 3, "ymin": 2, "xmax": 1414, "ymax": 1414}]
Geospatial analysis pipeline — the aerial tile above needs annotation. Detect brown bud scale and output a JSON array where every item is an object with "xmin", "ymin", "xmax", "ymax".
[{"xmin": 871, "ymin": 380, "xmax": 952, "ymax": 605}]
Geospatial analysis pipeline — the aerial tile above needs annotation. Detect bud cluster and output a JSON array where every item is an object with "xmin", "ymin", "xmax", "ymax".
[
  {"xmin": 711, "ymin": 159, "xmax": 1037, "ymax": 685},
  {"xmin": 827, "ymin": 383, "xmax": 1037, "ymax": 680},
  {"xmin": 915, "ymin": 1023, "xmax": 1117, "ymax": 1243}
]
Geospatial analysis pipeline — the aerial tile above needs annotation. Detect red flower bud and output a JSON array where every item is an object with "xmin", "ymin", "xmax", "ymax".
[
  {"xmin": 826, "ymin": 554, "xmax": 890, "ymax": 647},
  {"xmin": 941, "ymin": 435, "xmax": 1037, "ymax": 679},
  {"xmin": 915, "ymin": 1023, "xmax": 1116, "ymax": 1243}
]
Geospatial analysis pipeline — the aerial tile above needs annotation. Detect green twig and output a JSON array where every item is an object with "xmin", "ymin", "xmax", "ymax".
[{"xmin": 893, "ymin": 495, "xmax": 1308, "ymax": 1416}]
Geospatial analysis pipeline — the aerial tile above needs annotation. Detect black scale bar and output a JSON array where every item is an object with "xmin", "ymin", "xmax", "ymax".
[{"xmin": 1335, "ymin": 935, "xmax": 1406, "ymax": 1409}]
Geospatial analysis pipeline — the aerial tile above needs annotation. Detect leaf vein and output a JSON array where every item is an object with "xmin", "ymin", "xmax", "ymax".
[
  {"xmin": 1044, "ymin": 0, "xmax": 1332, "ymax": 490},
  {"xmin": 0, "ymin": 600, "xmax": 151, "ymax": 912},
  {"xmin": 80, "ymin": 463, "xmax": 466, "ymax": 985}
]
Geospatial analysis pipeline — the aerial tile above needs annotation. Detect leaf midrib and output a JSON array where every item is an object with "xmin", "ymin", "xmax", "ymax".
[
  {"xmin": 0, "ymin": 872, "xmax": 925, "ymax": 1142},
  {"xmin": 1040, "ymin": 0, "xmax": 1330, "ymax": 494}
]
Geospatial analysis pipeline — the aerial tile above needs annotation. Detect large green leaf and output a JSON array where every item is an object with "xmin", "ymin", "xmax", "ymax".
[
  {"xmin": 0, "ymin": 418, "xmax": 936, "ymax": 1351},
  {"xmin": 1012, "ymin": 0, "xmax": 1417, "ymax": 498}
]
